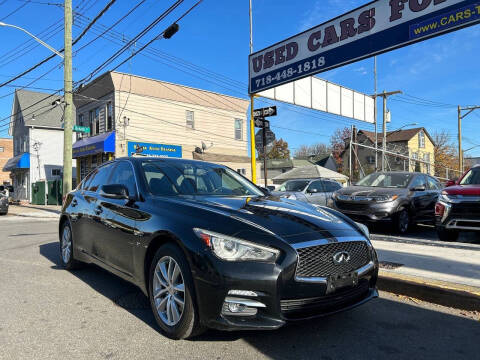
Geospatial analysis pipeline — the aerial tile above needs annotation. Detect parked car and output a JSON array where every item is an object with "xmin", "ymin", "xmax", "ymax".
[
  {"xmin": 60, "ymin": 158, "xmax": 378, "ymax": 339},
  {"xmin": 330, "ymin": 172, "xmax": 442, "ymax": 233},
  {"xmin": 435, "ymin": 165, "xmax": 480, "ymax": 241},
  {"xmin": 0, "ymin": 190, "xmax": 8, "ymax": 215},
  {"xmin": 272, "ymin": 178, "xmax": 343, "ymax": 206}
]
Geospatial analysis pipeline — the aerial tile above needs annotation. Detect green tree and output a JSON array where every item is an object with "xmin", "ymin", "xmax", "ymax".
[{"xmin": 258, "ymin": 138, "xmax": 291, "ymax": 160}]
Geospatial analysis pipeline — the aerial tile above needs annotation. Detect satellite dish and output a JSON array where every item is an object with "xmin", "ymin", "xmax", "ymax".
[{"xmin": 201, "ymin": 141, "xmax": 207, "ymax": 151}]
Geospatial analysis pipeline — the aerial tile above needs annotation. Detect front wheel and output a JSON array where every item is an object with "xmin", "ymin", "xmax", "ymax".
[
  {"xmin": 149, "ymin": 243, "xmax": 204, "ymax": 339},
  {"xmin": 436, "ymin": 227, "xmax": 459, "ymax": 242},
  {"xmin": 394, "ymin": 209, "xmax": 410, "ymax": 234}
]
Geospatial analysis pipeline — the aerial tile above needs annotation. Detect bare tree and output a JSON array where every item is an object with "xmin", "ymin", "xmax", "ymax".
[
  {"xmin": 433, "ymin": 130, "xmax": 459, "ymax": 179},
  {"xmin": 294, "ymin": 143, "xmax": 330, "ymax": 159},
  {"xmin": 330, "ymin": 127, "xmax": 352, "ymax": 173}
]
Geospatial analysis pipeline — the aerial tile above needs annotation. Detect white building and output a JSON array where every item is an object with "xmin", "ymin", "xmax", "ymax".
[{"xmin": 3, "ymin": 89, "xmax": 76, "ymax": 203}]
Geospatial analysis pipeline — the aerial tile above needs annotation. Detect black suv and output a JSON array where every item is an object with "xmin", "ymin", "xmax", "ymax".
[
  {"xmin": 60, "ymin": 158, "xmax": 378, "ymax": 339},
  {"xmin": 330, "ymin": 172, "xmax": 442, "ymax": 233}
]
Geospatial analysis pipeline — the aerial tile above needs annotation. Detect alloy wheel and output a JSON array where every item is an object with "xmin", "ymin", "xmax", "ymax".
[
  {"xmin": 398, "ymin": 211, "xmax": 409, "ymax": 233},
  {"xmin": 153, "ymin": 256, "xmax": 185, "ymax": 326},
  {"xmin": 61, "ymin": 225, "xmax": 72, "ymax": 264}
]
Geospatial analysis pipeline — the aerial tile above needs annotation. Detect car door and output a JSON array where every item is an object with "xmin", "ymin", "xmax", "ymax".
[
  {"xmin": 96, "ymin": 161, "xmax": 140, "ymax": 276},
  {"xmin": 409, "ymin": 175, "xmax": 430, "ymax": 221},
  {"xmin": 305, "ymin": 180, "xmax": 328, "ymax": 205},
  {"xmin": 324, "ymin": 181, "xmax": 342, "ymax": 204},
  {"xmin": 81, "ymin": 163, "xmax": 116, "ymax": 259}
]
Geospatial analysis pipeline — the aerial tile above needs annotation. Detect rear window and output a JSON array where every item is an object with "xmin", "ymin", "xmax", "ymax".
[{"xmin": 460, "ymin": 169, "xmax": 480, "ymax": 185}]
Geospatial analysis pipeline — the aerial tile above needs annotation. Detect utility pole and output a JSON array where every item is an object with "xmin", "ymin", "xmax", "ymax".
[
  {"xmin": 372, "ymin": 90, "xmax": 402, "ymax": 171},
  {"xmin": 119, "ymin": 116, "xmax": 130, "ymax": 155},
  {"xmin": 62, "ymin": 0, "xmax": 73, "ymax": 197},
  {"xmin": 249, "ymin": 0, "xmax": 257, "ymax": 184},
  {"xmin": 457, "ymin": 105, "xmax": 480, "ymax": 172}
]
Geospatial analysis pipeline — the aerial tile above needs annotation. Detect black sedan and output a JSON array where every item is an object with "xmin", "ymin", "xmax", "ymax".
[
  {"xmin": 330, "ymin": 172, "xmax": 442, "ymax": 233},
  {"xmin": 60, "ymin": 157, "xmax": 378, "ymax": 339}
]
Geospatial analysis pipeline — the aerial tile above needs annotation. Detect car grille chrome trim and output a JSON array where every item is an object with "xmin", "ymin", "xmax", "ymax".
[
  {"xmin": 293, "ymin": 238, "xmax": 371, "ymax": 281},
  {"xmin": 446, "ymin": 219, "xmax": 480, "ymax": 231}
]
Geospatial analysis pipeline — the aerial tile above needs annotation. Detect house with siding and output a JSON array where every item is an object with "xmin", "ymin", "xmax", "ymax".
[
  {"xmin": 3, "ymin": 89, "xmax": 76, "ymax": 202},
  {"xmin": 73, "ymin": 71, "xmax": 255, "ymax": 182},
  {"xmin": 342, "ymin": 127, "xmax": 435, "ymax": 178}
]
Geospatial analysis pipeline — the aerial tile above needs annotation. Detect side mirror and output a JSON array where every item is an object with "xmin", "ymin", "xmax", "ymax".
[
  {"xmin": 258, "ymin": 186, "xmax": 271, "ymax": 195},
  {"xmin": 100, "ymin": 184, "xmax": 129, "ymax": 199},
  {"xmin": 410, "ymin": 186, "xmax": 426, "ymax": 192},
  {"xmin": 445, "ymin": 179, "xmax": 456, "ymax": 187}
]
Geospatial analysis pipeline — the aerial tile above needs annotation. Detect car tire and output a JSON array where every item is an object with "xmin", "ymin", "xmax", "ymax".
[
  {"xmin": 436, "ymin": 227, "xmax": 459, "ymax": 242},
  {"xmin": 59, "ymin": 220, "xmax": 82, "ymax": 270},
  {"xmin": 148, "ymin": 243, "xmax": 205, "ymax": 340},
  {"xmin": 394, "ymin": 209, "xmax": 410, "ymax": 234}
]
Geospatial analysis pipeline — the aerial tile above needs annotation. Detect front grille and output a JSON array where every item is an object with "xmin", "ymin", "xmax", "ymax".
[
  {"xmin": 335, "ymin": 201, "xmax": 369, "ymax": 212},
  {"xmin": 281, "ymin": 279, "xmax": 370, "ymax": 319},
  {"xmin": 451, "ymin": 203, "xmax": 480, "ymax": 217},
  {"xmin": 296, "ymin": 241, "xmax": 370, "ymax": 278}
]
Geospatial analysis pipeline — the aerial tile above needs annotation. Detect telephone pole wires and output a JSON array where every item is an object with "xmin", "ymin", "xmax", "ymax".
[{"xmin": 458, "ymin": 105, "xmax": 480, "ymax": 172}]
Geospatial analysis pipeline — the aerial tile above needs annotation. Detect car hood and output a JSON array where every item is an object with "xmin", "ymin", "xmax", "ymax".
[
  {"xmin": 337, "ymin": 186, "xmax": 407, "ymax": 197},
  {"xmin": 165, "ymin": 195, "xmax": 362, "ymax": 244},
  {"xmin": 444, "ymin": 185, "xmax": 480, "ymax": 196}
]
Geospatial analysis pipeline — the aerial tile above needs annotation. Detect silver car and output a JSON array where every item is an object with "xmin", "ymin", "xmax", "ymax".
[{"xmin": 272, "ymin": 178, "xmax": 342, "ymax": 206}]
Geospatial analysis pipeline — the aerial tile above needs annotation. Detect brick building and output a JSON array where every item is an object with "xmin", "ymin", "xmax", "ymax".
[{"xmin": 0, "ymin": 138, "xmax": 13, "ymax": 185}]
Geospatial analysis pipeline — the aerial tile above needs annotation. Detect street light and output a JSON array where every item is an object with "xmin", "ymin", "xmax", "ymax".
[{"xmin": 0, "ymin": 21, "xmax": 64, "ymax": 58}]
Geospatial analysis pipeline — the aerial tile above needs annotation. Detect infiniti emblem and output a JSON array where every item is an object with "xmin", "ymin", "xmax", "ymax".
[{"xmin": 333, "ymin": 251, "xmax": 351, "ymax": 265}]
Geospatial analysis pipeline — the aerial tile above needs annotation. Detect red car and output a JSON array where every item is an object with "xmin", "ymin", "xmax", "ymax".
[{"xmin": 435, "ymin": 165, "xmax": 480, "ymax": 241}]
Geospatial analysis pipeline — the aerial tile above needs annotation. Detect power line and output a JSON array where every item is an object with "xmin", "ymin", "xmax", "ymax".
[{"xmin": 0, "ymin": 1, "xmax": 29, "ymax": 21}]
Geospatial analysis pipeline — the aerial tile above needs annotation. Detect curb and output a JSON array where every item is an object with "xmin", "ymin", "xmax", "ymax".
[{"xmin": 377, "ymin": 270, "xmax": 480, "ymax": 311}]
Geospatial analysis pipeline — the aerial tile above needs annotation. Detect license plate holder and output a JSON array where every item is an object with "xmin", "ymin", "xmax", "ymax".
[{"xmin": 326, "ymin": 272, "xmax": 358, "ymax": 294}]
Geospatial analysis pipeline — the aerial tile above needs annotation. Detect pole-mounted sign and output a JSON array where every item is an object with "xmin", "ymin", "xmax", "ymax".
[
  {"xmin": 249, "ymin": 0, "xmax": 480, "ymax": 94},
  {"xmin": 254, "ymin": 118, "xmax": 270, "ymax": 129},
  {"xmin": 253, "ymin": 106, "xmax": 277, "ymax": 118}
]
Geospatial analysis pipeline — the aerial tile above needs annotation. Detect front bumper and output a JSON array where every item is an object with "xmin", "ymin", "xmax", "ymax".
[
  {"xmin": 436, "ymin": 200, "xmax": 480, "ymax": 231},
  {"xmin": 329, "ymin": 199, "xmax": 398, "ymax": 223},
  {"xmin": 193, "ymin": 241, "xmax": 379, "ymax": 331}
]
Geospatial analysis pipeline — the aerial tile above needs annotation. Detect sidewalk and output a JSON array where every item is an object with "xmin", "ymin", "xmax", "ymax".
[
  {"xmin": 6, "ymin": 204, "xmax": 61, "ymax": 219},
  {"xmin": 372, "ymin": 235, "xmax": 480, "ymax": 310}
]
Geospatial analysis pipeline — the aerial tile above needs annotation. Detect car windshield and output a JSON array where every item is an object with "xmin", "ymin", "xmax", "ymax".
[
  {"xmin": 460, "ymin": 169, "xmax": 480, "ymax": 185},
  {"xmin": 278, "ymin": 180, "xmax": 310, "ymax": 192},
  {"xmin": 141, "ymin": 160, "xmax": 264, "ymax": 197},
  {"xmin": 356, "ymin": 173, "xmax": 412, "ymax": 188}
]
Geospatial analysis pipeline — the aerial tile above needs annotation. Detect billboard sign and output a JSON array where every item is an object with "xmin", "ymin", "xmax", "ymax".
[
  {"xmin": 127, "ymin": 141, "xmax": 182, "ymax": 158},
  {"xmin": 249, "ymin": 0, "xmax": 480, "ymax": 94}
]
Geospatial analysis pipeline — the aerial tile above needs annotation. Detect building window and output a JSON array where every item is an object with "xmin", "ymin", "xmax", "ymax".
[
  {"xmin": 106, "ymin": 102, "xmax": 113, "ymax": 131},
  {"xmin": 237, "ymin": 169, "xmax": 246, "ymax": 175},
  {"xmin": 95, "ymin": 108, "xmax": 100, "ymax": 134},
  {"xmin": 0, "ymin": 146, "xmax": 3, "ymax": 152},
  {"xmin": 235, "ymin": 119, "xmax": 243, "ymax": 140},
  {"xmin": 419, "ymin": 131, "xmax": 425, "ymax": 148},
  {"xmin": 89, "ymin": 110, "xmax": 94, "ymax": 136},
  {"xmin": 186, "ymin": 110, "xmax": 194, "ymax": 129},
  {"xmin": 78, "ymin": 114, "xmax": 84, "ymax": 126},
  {"xmin": 366, "ymin": 156, "xmax": 375, "ymax": 164},
  {"xmin": 51, "ymin": 169, "xmax": 61, "ymax": 176}
]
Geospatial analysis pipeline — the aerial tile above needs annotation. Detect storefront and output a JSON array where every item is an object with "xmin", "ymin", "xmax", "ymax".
[
  {"xmin": 127, "ymin": 141, "xmax": 182, "ymax": 158},
  {"xmin": 2, "ymin": 153, "xmax": 30, "ymax": 202},
  {"xmin": 72, "ymin": 131, "xmax": 115, "ymax": 182}
]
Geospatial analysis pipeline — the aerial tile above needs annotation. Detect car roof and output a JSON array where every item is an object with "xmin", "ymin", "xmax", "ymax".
[{"xmin": 116, "ymin": 156, "xmax": 225, "ymax": 168}]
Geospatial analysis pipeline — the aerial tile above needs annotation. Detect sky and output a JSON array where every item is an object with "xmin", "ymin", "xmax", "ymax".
[{"xmin": 0, "ymin": 0, "xmax": 479, "ymax": 157}]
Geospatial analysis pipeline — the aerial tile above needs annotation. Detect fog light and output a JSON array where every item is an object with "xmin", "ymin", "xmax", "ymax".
[
  {"xmin": 228, "ymin": 290, "xmax": 258, "ymax": 297},
  {"xmin": 221, "ymin": 297, "xmax": 266, "ymax": 317},
  {"xmin": 228, "ymin": 302, "xmax": 245, "ymax": 313}
]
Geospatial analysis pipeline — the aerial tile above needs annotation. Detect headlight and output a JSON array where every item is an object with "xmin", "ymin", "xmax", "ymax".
[
  {"xmin": 193, "ymin": 228, "xmax": 280, "ymax": 262},
  {"xmin": 355, "ymin": 222, "xmax": 370, "ymax": 239},
  {"xmin": 373, "ymin": 195, "xmax": 398, "ymax": 202}
]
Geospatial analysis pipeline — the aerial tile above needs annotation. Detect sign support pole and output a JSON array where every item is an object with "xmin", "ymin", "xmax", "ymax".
[
  {"xmin": 262, "ymin": 120, "xmax": 268, "ymax": 187},
  {"xmin": 249, "ymin": 0, "xmax": 257, "ymax": 184}
]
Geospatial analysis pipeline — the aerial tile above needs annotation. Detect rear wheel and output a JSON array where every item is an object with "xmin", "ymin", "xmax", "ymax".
[
  {"xmin": 59, "ymin": 220, "xmax": 82, "ymax": 270},
  {"xmin": 394, "ymin": 209, "xmax": 410, "ymax": 234},
  {"xmin": 148, "ymin": 243, "xmax": 204, "ymax": 339},
  {"xmin": 436, "ymin": 227, "xmax": 459, "ymax": 242}
]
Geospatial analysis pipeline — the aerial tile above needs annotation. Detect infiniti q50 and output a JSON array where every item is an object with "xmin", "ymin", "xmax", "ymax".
[{"xmin": 59, "ymin": 158, "xmax": 379, "ymax": 339}]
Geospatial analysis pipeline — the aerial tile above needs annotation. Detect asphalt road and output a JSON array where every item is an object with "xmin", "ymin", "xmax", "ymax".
[{"xmin": 0, "ymin": 218, "xmax": 479, "ymax": 360}]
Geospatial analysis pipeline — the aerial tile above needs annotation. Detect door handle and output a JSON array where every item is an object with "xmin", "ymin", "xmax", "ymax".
[
  {"xmin": 71, "ymin": 199, "xmax": 78, "ymax": 207},
  {"xmin": 95, "ymin": 206, "xmax": 103, "ymax": 215}
]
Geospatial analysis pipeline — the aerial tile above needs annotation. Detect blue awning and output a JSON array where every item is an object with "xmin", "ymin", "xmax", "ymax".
[
  {"xmin": 72, "ymin": 131, "xmax": 115, "ymax": 158},
  {"xmin": 2, "ymin": 153, "xmax": 30, "ymax": 171}
]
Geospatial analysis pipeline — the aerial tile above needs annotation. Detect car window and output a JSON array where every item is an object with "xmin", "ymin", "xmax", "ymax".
[
  {"xmin": 85, "ymin": 163, "xmax": 113, "ymax": 192},
  {"xmin": 427, "ymin": 176, "xmax": 441, "ymax": 190},
  {"xmin": 325, "ymin": 181, "xmax": 341, "ymax": 192},
  {"xmin": 109, "ymin": 161, "xmax": 137, "ymax": 197},
  {"xmin": 356, "ymin": 173, "xmax": 412, "ymax": 188},
  {"xmin": 278, "ymin": 180, "xmax": 310, "ymax": 192},
  {"xmin": 307, "ymin": 180, "xmax": 326, "ymax": 193},
  {"xmin": 409, "ymin": 175, "xmax": 427, "ymax": 189},
  {"xmin": 459, "ymin": 169, "xmax": 480, "ymax": 185}
]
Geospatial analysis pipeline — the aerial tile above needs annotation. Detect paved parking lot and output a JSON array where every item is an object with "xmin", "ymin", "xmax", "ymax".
[{"xmin": 0, "ymin": 219, "xmax": 479, "ymax": 360}]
